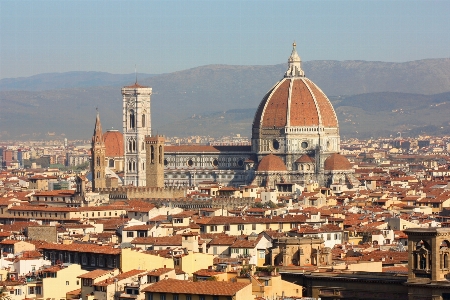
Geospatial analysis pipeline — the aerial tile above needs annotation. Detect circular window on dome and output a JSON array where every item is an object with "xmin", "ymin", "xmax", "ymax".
[
  {"xmin": 272, "ymin": 139, "xmax": 280, "ymax": 150},
  {"xmin": 212, "ymin": 159, "xmax": 219, "ymax": 167},
  {"xmin": 187, "ymin": 159, "xmax": 193, "ymax": 167},
  {"xmin": 237, "ymin": 159, "xmax": 244, "ymax": 167},
  {"xmin": 301, "ymin": 141, "xmax": 308, "ymax": 149},
  {"xmin": 164, "ymin": 159, "xmax": 168, "ymax": 166}
]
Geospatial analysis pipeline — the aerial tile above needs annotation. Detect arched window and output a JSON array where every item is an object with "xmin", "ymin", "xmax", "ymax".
[
  {"xmin": 151, "ymin": 145, "xmax": 155, "ymax": 163},
  {"xmin": 142, "ymin": 142, "xmax": 145, "ymax": 151},
  {"xmin": 132, "ymin": 139, "xmax": 136, "ymax": 152},
  {"xmin": 444, "ymin": 253, "xmax": 448, "ymax": 269},
  {"xmin": 128, "ymin": 161, "xmax": 132, "ymax": 171},
  {"xmin": 96, "ymin": 156, "xmax": 100, "ymax": 166},
  {"xmin": 142, "ymin": 114, "xmax": 146, "ymax": 127},
  {"xmin": 109, "ymin": 159, "xmax": 114, "ymax": 168},
  {"xmin": 129, "ymin": 110, "xmax": 135, "ymax": 129},
  {"xmin": 159, "ymin": 145, "xmax": 162, "ymax": 164}
]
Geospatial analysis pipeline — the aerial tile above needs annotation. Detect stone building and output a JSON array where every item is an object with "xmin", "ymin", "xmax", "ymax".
[
  {"xmin": 160, "ymin": 43, "xmax": 356, "ymax": 188},
  {"xmin": 91, "ymin": 43, "xmax": 357, "ymax": 191},
  {"xmin": 122, "ymin": 82, "xmax": 152, "ymax": 187}
]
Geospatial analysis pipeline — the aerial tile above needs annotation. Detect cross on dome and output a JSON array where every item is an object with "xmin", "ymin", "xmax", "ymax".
[{"xmin": 284, "ymin": 41, "xmax": 305, "ymax": 78}]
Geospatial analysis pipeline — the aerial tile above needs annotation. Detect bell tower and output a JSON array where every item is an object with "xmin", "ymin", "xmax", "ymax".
[
  {"xmin": 122, "ymin": 81, "xmax": 152, "ymax": 186},
  {"xmin": 91, "ymin": 112, "xmax": 106, "ymax": 191},
  {"xmin": 145, "ymin": 135, "xmax": 165, "ymax": 188}
]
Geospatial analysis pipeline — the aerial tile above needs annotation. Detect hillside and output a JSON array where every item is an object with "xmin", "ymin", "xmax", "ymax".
[{"xmin": 1, "ymin": 58, "xmax": 450, "ymax": 140}]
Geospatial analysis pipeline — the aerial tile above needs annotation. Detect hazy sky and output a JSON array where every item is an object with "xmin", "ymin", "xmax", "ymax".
[{"xmin": 1, "ymin": 0, "xmax": 449, "ymax": 79}]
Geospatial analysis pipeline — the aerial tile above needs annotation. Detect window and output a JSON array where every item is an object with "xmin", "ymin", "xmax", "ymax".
[
  {"xmin": 159, "ymin": 294, "xmax": 166, "ymax": 300},
  {"xmin": 252, "ymin": 224, "xmax": 256, "ymax": 230},
  {"xmin": 199, "ymin": 296, "xmax": 205, "ymax": 300},
  {"xmin": 174, "ymin": 258, "xmax": 181, "ymax": 266},
  {"xmin": 29, "ymin": 287, "xmax": 35, "ymax": 294},
  {"xmin": 173, "ymin": 295, "xmax": 179, "ymax": 300},
  {"xmin": 15, "ymin": 289, "xmax": 22, "ymax": 296},
  {"xmin": 327, "ymin": 234, "xmax": 331, "ymax": 240},
  {"xmin": 35, "ymin": 286, "xmax": 42, "ymax": 295},
  {"xmin": 210, "ymin": 225, "xmax": 217, "ymax": 232},
  {"xmin": 259, "ymin": 250, "xmax": 265, "ymax": 259},
  {"xmin": 186, "ymin": 296, "xmax": 192, "ymax": 300},
  {"xmin": 83, "ymin": 279, "xmax": 93, "ymax": 287},
  {"xmin": 223, "ymin": 225, "xmax": 230, "ymax": 231},
  {"xmin": 127, "ymin": 231, "xmax": 134, "ymax": 237},
  {"xmin": 66, "ymin": 281, "xmax": 69, "ymax": 285},
  {"xmin": 238, "ymin": 224, "xmax": 244, "ymax": 231}
]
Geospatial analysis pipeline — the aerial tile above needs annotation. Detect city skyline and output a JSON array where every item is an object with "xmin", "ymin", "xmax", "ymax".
[{"xmin": 1, "ymin": 0, "xmax": 449, "ymax": 79}]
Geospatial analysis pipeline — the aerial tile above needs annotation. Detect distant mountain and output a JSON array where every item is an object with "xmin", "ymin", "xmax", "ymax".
[
  {"xmin": 0, "ymin": 72, "xmax": 156, "ymax": 91},
  {"xmin": 1, "ymin": 58, "xmax": 450, "ymax": 140}
]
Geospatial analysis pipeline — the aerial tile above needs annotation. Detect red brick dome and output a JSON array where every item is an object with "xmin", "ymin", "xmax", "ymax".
[
  {"xmin": 252, "ymin": 44, "xmax": 338, "ymax": 138},
  {"xmin": 324, "ymin": 153, "xmax": 352, "ymax": 171},
  {"xmin": 253, "ymin": 77, "xmax": 338, "ymax": 130},
  {"xmin": 103, "ymin": 130, "xmax": 124, "ymax": 157},
  {"xmin": 256, "ymin": 154, "xmax": 287, "ymax": 172}
]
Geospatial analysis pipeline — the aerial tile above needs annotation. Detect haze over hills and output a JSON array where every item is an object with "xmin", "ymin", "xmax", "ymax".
[{"xmin": 1, "ymin": 58, "xmax": 450, "ymax": 140}]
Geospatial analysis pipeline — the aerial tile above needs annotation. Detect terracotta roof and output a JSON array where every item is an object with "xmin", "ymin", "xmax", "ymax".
[
  {"xmin": 124, "ymin": 82, "xmax": 148, "ymax": 88},
  {"xmin": 35, "ymin": 242, "xmax": 121, "ymax": 255},
  {"xmin": 78, "ymin": 269, "xmax": 112, "ymax": 279},
  {"xmin": 94, "ymin": 269, "xmax": 146, "ymax": 286},
  {"xmin": 103, "ymin": 130, "xmax": 124, "ymax": 157},
  {"xmin": 146, "ymin": 268, "xmax": 174, "ymax": 276},
  {"xmin": 324, "ymin": 153, "xmax": 352, "ymax": 171},
  {"xmin": 295, "ymin": 154, "xmax": 315, "ymax": 163},
  {"xmin": 256, "ymin": 154, "xmax": 287, "ymax": 172},
  {"xmin": 141, "ymin": 278, "xmax": 250, "ymax": 296}
]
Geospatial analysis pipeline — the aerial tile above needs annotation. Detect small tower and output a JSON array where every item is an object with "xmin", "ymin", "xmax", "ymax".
[
  {"xmin": 145, "ymin": 135, "xmax": 165, "ymax": 188},
  {"xmin": 405, "ymin": 227, "xmax": 450, "ymax": 283},
  {"xmin": 122, "ymin": 81, "xmax": 152, "ymax": 186},
  {"xmin": 91, "ymin": 112, "xmax": 106, "ymax": 191}
]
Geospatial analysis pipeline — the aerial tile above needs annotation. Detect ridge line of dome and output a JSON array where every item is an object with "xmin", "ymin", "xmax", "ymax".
[
  {"xmin": 303, "ymin": 78, "xmax": 323, "ymax": 129},
  {"xmin": 259, "ymin": 78, "xmax": 288, "ymax": 129}
]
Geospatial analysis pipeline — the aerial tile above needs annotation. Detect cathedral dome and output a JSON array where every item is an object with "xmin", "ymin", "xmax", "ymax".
[
  {"xmin": 103, "ymin": 130, "xmax": 124, "ymax": 157},
  {"xmin": 253, "ymin": 44, "xmax": 338, "ymax": 129},
  {"xmin": 256, "ymin": 154, "xmax": 287, "ymax": 172},
  {"xmin": 252, "ymin": 43, "xmax": 338, "ymax": 137},
  {"xmin": 324, "ymin": 153, "xmax": 351, "ymax": 171}
]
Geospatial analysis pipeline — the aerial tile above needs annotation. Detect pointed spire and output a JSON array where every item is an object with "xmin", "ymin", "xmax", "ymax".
[
  {"xmin": 284, "ymin": 41, "xmax": 305, "ymax": 78},
  {"xmin": 92, "ymin": 110, "xmax": 104, "ymax": 146}
]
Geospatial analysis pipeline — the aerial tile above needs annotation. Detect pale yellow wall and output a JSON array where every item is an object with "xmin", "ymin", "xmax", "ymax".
[
  {"xmin": 234, "ymin": 283, "xmax": 253, "ymax": 300},
  {"xmin": 3, "ymin": 283, "xmax": 28, "ymax": 300},
  {"xmin": 121, "ymin": 248, "xmax": 174, "ymax": 272},
  {"xmin": 42, "ymin": 264, "xmax": 85, "ymax": 300},
  {"xmin": 333, "ymin": 261, "xmax": 382, "ymax": 272},
  {"xmin": 257, "ymin": 276, "xmax": 302, "ymax": 299},
  {"xmin": 14, "ymin": 241, "xmax": 36, "ymax": 254},
  {"xmin": 79, "ymin": 270, "xmax": 119, "ymax": 300},
  {"xmin": 181, "ymin": 252, "xmax": 215, "ymax": 277}
]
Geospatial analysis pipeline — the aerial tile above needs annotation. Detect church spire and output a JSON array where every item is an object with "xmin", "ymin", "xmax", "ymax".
[
  {"xmin": 284, "ymin": 42, "xmax": 305, "ymax": 78},
  {"xmin": 92, "ymin": 110, "xmax": 104, "ymax": 146}
]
